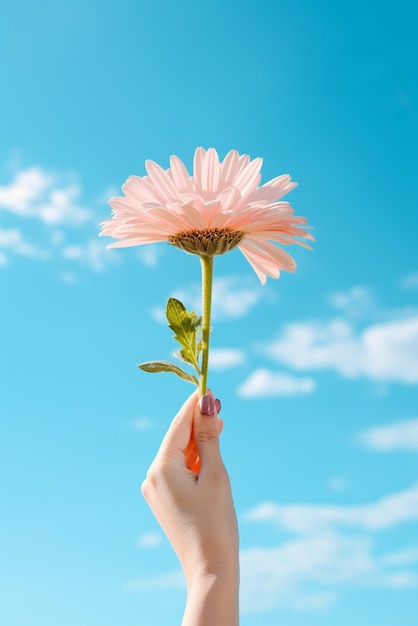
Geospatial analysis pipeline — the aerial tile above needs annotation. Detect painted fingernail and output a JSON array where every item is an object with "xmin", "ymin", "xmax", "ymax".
[
  {"xmin": 200, "ymin": 394, "xmax": 215, "ymax": 416},
  {"xmin": 214, "ymin": 398, "xmax": 221, "ymax": 413}
]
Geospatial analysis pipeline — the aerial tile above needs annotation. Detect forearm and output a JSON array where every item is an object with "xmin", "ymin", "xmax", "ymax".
[{"xmin": 182, "ymin": 568, "xmax": 239, "ymax": 626}]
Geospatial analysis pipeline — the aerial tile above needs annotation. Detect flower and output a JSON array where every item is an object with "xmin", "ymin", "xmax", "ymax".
[{"xmin": 100, "ymin": 147, "xmax": 313, "ymax": 284}]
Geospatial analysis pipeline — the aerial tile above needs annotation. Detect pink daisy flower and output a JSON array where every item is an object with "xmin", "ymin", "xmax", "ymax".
[{"xmin": 100, "ymin": 147, "xmax": 313, "ymax": 284}]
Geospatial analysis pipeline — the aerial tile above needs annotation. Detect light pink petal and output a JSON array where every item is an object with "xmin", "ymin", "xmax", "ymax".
[
  {"xmin": 177, "ymin": 203, "xmax": 209, "ymax": 230},
  {"xmin": 208, "ymin": 211, "xmax": 231, "ymax": 229},
  {"xmin": 199, "ymin": 201, "xmax": 224, "ymax": 225},
  {"xmin": 122, "ymin": 175, "xmax": 161, "ymax": 204},
  {"xmin": 251, "ymin": 231, "xmax": 315, "ymax": 248},
  {"xmin": 144, "ymin": 207, "xmax": 191, "ymax": 231},
  {"xmin": 239, "ymin": 241, "xmax": 282, "ymax": 284},
  {"xmin": 169, "ymin": 155, "xmax": 194, "ymax": 193},
  {"xmin": 217, "ymin": 186, "xmax": 242, "ymax": 212},
  {"xmin": 145, "ymin": 160, "xmax": 180, "ymax": 202},
  {"xmin": 246, "ymin": 174, "xmax": 297, "ymax": 203},
  {"xmin": 107, "ymin": 235, "xmax": 168, "ymax": 248},
  {"xmin": 200, "ymin": 148, "xmax": 220, "ymax": 197},
  {"xmin": 233, "ymin": 157, "xmax": 263, "ymax": 196},
  {"xmin": 111, "ymin": 222, "xmax": 175, "ymax": 237},
  {"xmin": 193, "ymin": 147, "xmax": 206, "ymax": 194},
  {"xmin": 219, "ymin": 150, "xmax": 240, "ymax": 188},
  {"xmin": 245, "ymin": 236, "xmax": 297, "ymax": 272}
]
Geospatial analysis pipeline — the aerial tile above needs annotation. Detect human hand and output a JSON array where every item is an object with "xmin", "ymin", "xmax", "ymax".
[{"xmin": 141, "ymin": 390, "xmax": 239, "ymax": 625}]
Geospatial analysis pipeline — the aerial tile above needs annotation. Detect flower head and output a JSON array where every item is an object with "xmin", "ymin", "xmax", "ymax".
[{"xmin": 100, "ymin": 147, "xmax": 313, "ymax": 283}]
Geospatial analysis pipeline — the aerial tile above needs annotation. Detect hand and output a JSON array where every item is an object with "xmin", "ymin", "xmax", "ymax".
[{"xmin": 141, "ymin": 390, "xmax": 239, "ymax": 626}]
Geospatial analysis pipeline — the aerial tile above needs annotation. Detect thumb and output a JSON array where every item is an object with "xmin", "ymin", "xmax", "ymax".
[{"xmin": 193, "ymin": 393, "xmax": 222, "ymax": 476}]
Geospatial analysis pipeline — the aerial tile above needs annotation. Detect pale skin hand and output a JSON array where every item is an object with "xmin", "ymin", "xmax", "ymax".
[{"xmin": 141, "ymin": 390, "xmax": 239, "ymax": 626}]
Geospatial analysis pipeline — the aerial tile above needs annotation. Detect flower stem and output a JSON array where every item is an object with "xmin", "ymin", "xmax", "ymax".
[{"xmin": 199, "ymin": 255, "xmax": 214, "ymax": 396}]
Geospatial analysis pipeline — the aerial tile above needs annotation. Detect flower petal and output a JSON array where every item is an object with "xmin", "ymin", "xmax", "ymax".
[
  {"xmin": 219, "ymin": 150, "xmax": 240, "ymax": 188},
  {"xmin": 145, "ymin": 160, "xmax": 180, "ymax": 202},
  {"xmin": 170, "ymin": 155, "xmax": 194, "ymax": 193},
  {"xmin": 200, "ymin": 148, "xmax": 220, "ymax": 197},
  {"xmin": 238, "ymin": 241, "xmax": 281, "ymax": 284},
  {"xmin": 234, "ymin": 157, "xmax": 263, "ymax": 196},
  {"xmin": 122, "ymin": 175, "xmax": 161, "ymax": 204},
  {"xmin": 245, "ymin": 236, "xmax": 297, "ymax": 272}
]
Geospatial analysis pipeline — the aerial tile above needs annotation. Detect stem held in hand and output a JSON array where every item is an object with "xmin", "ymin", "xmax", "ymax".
[{"xmin": 199, "ymin": 255, "xmax": 214, "ymax": 396}]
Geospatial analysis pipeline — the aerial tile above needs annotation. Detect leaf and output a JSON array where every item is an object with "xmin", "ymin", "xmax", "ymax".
[
  {"xmin": 166, "ymin": 298, "xmax": 202, "ymax": 372},
  {"xmin": 138, "ymin": 360, "xmax": 198, "ymax": 385}
]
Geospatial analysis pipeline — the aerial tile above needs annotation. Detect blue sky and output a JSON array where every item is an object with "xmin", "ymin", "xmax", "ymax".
[{"xmin": 1, "ymin": 1, "xmax": 417, "ymax": 625}]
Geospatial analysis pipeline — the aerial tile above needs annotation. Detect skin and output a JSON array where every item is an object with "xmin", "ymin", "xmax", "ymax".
[{"xmin": 141, "ymin": 390, "xmax": 239, "ymax": 626}]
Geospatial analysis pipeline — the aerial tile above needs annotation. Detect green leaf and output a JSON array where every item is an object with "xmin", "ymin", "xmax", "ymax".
[
  {"xmin": 138, "ymin": 360, "xmax": 199, "ymax": 385},
  {"xmin": 166, "ymin": 298, "xmax": 202, "ymax": 373}
]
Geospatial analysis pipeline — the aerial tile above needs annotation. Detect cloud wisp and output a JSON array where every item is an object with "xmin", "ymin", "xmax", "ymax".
[
  {"xmin": 237, "ymin": 368, "xmax": 316, "ymax": 398},
  {"xmin": 357, "ymin": 418, "xmax": 418, "ymax": 452},
  {"xmin": 0, "ymin": 167, "xmax": 91, "ymax": 225},
  {"xmin": 260, "ymin": 314, "xmax": 418, "ymax": 384},
  {"xmin": 125, "ymin": 485, "xmax": 418, "ymax": 613},
  {"xmin": 244, "ymin": 484, "xmax": 418, "ymax": 533},
  {"xmin": 239, "ymin": 484, "xmax": 418, "ymax": 612}
]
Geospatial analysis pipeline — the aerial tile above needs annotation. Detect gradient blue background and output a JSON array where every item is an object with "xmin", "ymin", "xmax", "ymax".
[{"xmin": 1, "ymin": 1, "xmax": 417, "ymax": 625}]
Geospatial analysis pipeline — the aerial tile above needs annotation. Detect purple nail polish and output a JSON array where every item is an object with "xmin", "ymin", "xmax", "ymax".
[
  {"xmin": 214, "ymin": 398, "xmax": 221, "ymax": 413},
  {"xmin": 200, "ymin": 394, "xmax": 215, "ymax": 416}
]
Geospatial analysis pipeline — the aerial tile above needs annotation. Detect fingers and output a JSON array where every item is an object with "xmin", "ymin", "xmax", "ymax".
[
  {"xmin": 193, "ymin": 393, "xmax": 223, "ymax": 477},
  {"xmin": 158, "ymin": 390, "xmax": 199, "ymax": 458}
]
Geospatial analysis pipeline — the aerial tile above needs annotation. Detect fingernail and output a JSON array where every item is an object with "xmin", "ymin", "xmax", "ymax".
[
  {"xmin": 214, "ymin": 398, "xmax": 221, "ymax": 413},
  {"xmin": 200, "ymin": 394, "xmax": 215, "ymax": 416}
]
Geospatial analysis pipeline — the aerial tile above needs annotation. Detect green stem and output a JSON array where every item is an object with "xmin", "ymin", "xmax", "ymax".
[{"xmin": 199, "ymin": 255, "xmax": 214, "ymax": 395}]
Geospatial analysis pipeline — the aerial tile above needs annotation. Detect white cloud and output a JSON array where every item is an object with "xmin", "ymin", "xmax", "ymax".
[
  {"xmin": 244, "ymin": 484, "xmax": 418, "ymax": 533},
  {"xmin": 135, "ymin": 532, "xmax": 163, "ymax": 549},
  {"xmin": 0, "ymin": 227, "xmax": 49, "ymax": 260},
  {"xmin": 0, "ymin": 167, "xmax": 92, "ymax": 225},
  {"xmin": 328, "ymin": 285, "xmax": 375, "ymax": 318},
  {"xmin": 237, "ymin": 368, "xmax": 316, "ymax": 398},
  {"xmin": 0, "ymin": 167, "xmax": 52, "ymax": 215},
  {"xmin": 62, "ymin": 239, "xmax": 118, "ymax": 272},
  {"xmin": 209, "ymin": 348, "xmax": 245, "ymax": 369},
  {"xmin": 125, "ymin": 485, "xmax": 418, "ymax": 613},
  {"xmin": 263, "ymin": 315, "xmax": 418, "ymax": 384},
  {"xmin": 357, "ymin": 418, "xmax": 418, "ymax": 451},
  {"xmin": 239, "ymin": 531, "xmax": 418, "ymax": 613},
  {"xmin": 239, "ymin": 485, "xmax": 418, "ymax": 612},
  {"xmin": 399, "ymin": 271, "xmax": 418, "ymax": 290},
  {"xmin": 174, "ymin": 275, "xmax": 265, "ymax": 321}
]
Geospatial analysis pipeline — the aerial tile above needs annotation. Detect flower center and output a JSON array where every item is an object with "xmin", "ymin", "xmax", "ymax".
[{"xmin": 168, "ymin": 228, "xmax": 245, "ymax": 257}]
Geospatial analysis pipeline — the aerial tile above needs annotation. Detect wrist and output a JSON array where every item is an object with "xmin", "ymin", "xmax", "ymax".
[{"xmin": 183, "ymin": 568, "xmax": 240, "ymax": 626}]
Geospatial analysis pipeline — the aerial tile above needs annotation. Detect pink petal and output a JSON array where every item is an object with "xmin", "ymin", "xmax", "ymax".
[
  {"xmin": 239, "ymin": 241, "xmax": 282, "ymax": 284},
  {"xmin": 219, "ymin": 150, "xmax": 240, "ymax": 188},
  {"xmin": 144, "ymin": 207, "xmax": 190, "ymax": 231},
  {"xmin": 122, "ymin": 176, "xmax": 160, "ymax": 205},
  {"xmin": 193, "ymin": 147, "xmax": 206, "ymax": 193},
  {"xmin": 200, "ymin": 148, "xmax": 220, "ymax": 197},
  {"xmin": 245, "ymin": 236, "xmax": 297, "ymax": 272},
  {"xmin": 247, "ymin": 174, "xmax": 297, "ymax": 203},
  {"xmin": 217, "ymin": 186, "xmax": 242, "ymax": 212},
  {"xmin": 169, "ymin": 155, "xmax": 194, "ymax": 193},
  {"xmin": 177, "ymin": 203, "xmax": 209, "ymax": 230},
  {"xmin": 233, "ymin": 157, "xmax": 263, "ymax": 196},
  {"xmin": 145, "ymin": 160, "xmax": 179, "ymax": 202},
  {"xmin": 107, "ymin": 235, "xmax": 168, "ymax": 248}
]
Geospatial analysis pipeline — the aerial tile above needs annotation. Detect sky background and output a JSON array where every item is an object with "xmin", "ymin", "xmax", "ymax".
[{"xmin": 1, "ymin": 1, "xmax": 417, "ymax": 625}]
